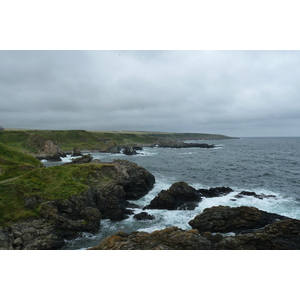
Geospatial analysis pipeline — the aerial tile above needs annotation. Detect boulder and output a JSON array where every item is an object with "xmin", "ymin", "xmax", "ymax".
[
  {"xmin": 144, "ymin": 182, "xmax": 201, "ymax": 210},
  {"xmin": 89, "ymin": 227, "xmax": 212, "ymax": 250},
  {"xmin": 189, "ymin": 205, "xmax": 289, "ymax": 234}
]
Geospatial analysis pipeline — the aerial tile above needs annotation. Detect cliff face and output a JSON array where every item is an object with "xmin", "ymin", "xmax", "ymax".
[{"xmin": 0, "ymin": 159, "xmax": 155, "ymax": 250}]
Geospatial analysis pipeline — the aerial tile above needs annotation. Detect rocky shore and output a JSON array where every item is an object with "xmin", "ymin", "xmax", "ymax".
[
  {"xmin": 90, "ymin": 182, "xmax": 300, "ymax": 250},
  {"xmin": 90, "ymin": 205, "xmax": 300, "ymax": 250}
]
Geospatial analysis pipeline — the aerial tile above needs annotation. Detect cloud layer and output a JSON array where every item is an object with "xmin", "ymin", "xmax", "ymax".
[{"xmin": 1, "ymin": 50, "xmax": 300, "ymax": 137}]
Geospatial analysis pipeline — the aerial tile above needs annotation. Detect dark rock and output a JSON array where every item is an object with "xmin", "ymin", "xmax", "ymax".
[
  {"xmin": 64, "ymin": 154, "xmax": 93, "ymax": 165},
  {"xmin": 72, "ymin": 147, "xmax": 83, "ymax": 157},
  {"xmin": 198, "ymin": 186, "xmax": 233, "ymax": 198},
  {"xmin": 155, "ymin": 140, "xmax": 214, "ymax": 149},
  {"xmin": 133, "ymin": 146, "xmax": 143, "ymax": 151},
  {"xmin": 189, "ymin": 205, "xmax": 289, "ymax": 234},
  {"xmin": 121, "ymin": 147, "xmax": 137, "ymax": 155},
  {"xmin": 113, "ymin": 159, "xmax": 155, "ymax": 200},
  {"xmin": 0, "ymin": 219, "xmax": 65, "ymax": 250},
  {"xmin": 235, "ymin": 191, "xmax": 277, "ymax": 200},
  {"xmin": 215, "ymin": 219, "xmax": 300, "ymax": 250},
  {"xmin": 144, "ymin": 182, "xmax": 201, "ymax": 210},
  {"xmin": 89, "ymin": 227, "xmax": 212, "ymax": 250},
  {"xmin": 133, "ymin": 212, "xmax": 155, "ymax": 220}
]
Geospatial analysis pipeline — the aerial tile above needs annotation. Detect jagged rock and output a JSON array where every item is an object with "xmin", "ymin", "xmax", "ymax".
[
  {"xmin": 37, "ymin": 140, "xmax": 65, "ymax": 161},
  {"xmin": 144, "ymin": 182, "xmax": 201, "ymax": 210},
  {"xmin": 133, "ymin": 212, "xmax": 155, "ymax": 220},
  {"xmin": 198, "ymin": 186, "xmax": 233, "ymax": 198},
  {"xmin": 89, "ymin": 227, "xmax": 212, "ymax": 250},
  {"xmin": 113, "ymin": 159, "xmax": 155, "ymax": 200},
  {"xmin": 0, "ymin": 219, "xmax": 64, "ymax": 250},
  {"xmin": 235, "ymin": 191, "xmax": 277, "ymax": 200},
  {"xmin": 121, "ymin": 146, "xmax": 137, "ymax": 155},
  {"xmin": 214, "ymin": 219, "xmax": 300, "ymax": 250},
  {"xmin": 189, "ymin": 205, "xmax": 289, "ymax": 234}
]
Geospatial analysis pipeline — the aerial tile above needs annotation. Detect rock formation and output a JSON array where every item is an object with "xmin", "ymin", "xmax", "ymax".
[
  {"xmin": 89, "ymin": 227, "xmax": 212, "ymax": 250},
  {"xmin": 143, "ymin": 181, "xmax": 201, "ymax": 210},
  {"xmin": 188, "ymin": 205, "xmax": 288, "ymax": 234},
  {"xmin": 153, "ymin": 139, "xmax": 215, "ymax": 148},
  {"xmin": 37, "ymin": 140, "xmax": 65, "ymax": 161}
]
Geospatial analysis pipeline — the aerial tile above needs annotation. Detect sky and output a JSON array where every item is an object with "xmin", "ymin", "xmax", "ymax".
[{"xmin": 1, "ymin": 50, "xmax": 300, "ymax": 137}]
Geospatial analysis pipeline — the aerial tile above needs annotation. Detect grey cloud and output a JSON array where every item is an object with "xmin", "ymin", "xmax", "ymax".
[{"xmin": 0, "ymin": 50, "xmax": 300, "ymax": 137}]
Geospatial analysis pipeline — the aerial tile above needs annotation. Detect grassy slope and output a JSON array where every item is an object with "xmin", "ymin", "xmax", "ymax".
[{"xmin": 0, "ymin": 142, "xmax": 44, "ymax": 181}]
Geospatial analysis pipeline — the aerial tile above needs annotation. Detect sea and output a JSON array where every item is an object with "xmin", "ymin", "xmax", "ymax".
[{"xmin": 43, "ymin": 137, "xmax": 300, "ymax": 250}]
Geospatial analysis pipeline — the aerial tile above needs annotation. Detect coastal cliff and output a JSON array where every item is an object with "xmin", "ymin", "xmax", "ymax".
[{"xmin": 0, "ymin": 144, "xmax": 155, "ymax": 249}]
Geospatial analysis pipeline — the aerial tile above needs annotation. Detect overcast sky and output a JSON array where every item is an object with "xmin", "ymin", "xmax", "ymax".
[{"xmin": 0, "ymin": 50, "xmax": 300, "ymax": 137}]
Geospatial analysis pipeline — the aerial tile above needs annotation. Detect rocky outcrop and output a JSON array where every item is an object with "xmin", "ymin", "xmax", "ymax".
[
  {"xmin": 153, "ymin": 140, "xmax": 214, "ymax": 149},
  {"xmin": 36, "ymin": 140, "xmax": 65, "ymax": 161},
  {"xmin": 234, "ymin": 191, "xmax": 277, "ymax": 200},
  {"xmin": 189, "ymin": 205, "xmax": 289, "ymax": 234},
  {"xmin": 212, "ymin": 219, "xmax": 300, "ymax": 250},
  {"xmin": 198, "ymin": 186, "xmax": 233, "ymax": 198},
  {"xmin": 71, "ymin": 147, "xmax": 82, "ymax": 157},
  {"xmin": 143, "ymin": 182, "xmax": 201, "ymax": 210},
  {"xmin": 89, "ymin": 227, "xmax": 212, "ymax": 250},
  {"xmin": 0, "ymin": 219, "xmax": 64, "ymax": 250}
]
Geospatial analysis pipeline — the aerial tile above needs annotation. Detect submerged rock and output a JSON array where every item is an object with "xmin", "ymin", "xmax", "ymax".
[
  {"xmin": 133, "ymin": 212, "xmax": 155, "ymax": 221},
  {"xmin": 189, "ymin": 205, "xmax": 289, "ymax": 234},
  {"xmin": 144, "ymin": 181, "xmax": 201, "ymax": 210},
  {"xmin": 89, "ymin": 227, "xmax": 212, "ymax": 250}
]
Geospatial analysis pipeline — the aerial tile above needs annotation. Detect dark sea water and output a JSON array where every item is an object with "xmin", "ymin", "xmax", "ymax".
[{"xmin": 54, "ymin": 137, "xmax": 300, "ymax": 249}]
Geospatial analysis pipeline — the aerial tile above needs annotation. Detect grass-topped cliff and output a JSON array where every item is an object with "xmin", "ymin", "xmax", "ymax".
[
  {"xmin": 0, "ymin": 129, "xmax": 235, "ymax": 154},
  {"xmin": 0, "ymin": 143, "xmax": 155, "ymax": 233},
  {"xmin": 0, "ymin": 162, "xmax": 111, "ymax": 227}
]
